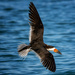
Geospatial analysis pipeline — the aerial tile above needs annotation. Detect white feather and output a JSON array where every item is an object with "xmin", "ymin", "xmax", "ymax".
[
  {"xmin": 29, "ymin": 27, "xmax": 32, "ymax": 42},
  {"xmin": 18, "ymin": 44, "xmax": 30, "ymax": 59},
  {"xmin": 18, "ymin": 49, "xmax": 30, "ymax": 58},
  {"xmin": 47, "ymin": 47, "xmax": 55, "ymax": 51}
]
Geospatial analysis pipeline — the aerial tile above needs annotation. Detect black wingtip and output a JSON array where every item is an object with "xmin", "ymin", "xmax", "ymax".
[
  {"xmin": 51, "ymin": 68, "xmax": 56, "ymax": 72},
  {"xmin": 29, "ymin": 2, "xmax": 34, "ymax": 6},
  {"xmin": 41, "ymin": 54, "xmax": 56, "ymax": 72},
  {"xmin": 29, "ymin": 2, "xmax": 35, "ymax": 13},
  {"xmin": 30, "ymin": 2, "xmax": 33, "ymax": 4}
]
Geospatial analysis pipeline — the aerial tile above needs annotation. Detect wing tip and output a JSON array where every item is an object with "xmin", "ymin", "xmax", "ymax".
[
  {"xmin": 29, "ymin": 2, "xmax": 34, "ymax": 8},
  {"xmin": 41, "ymin": 56, "xmax": 56, "ymax": 72},
  {"xmin": 30, "ymin": 2, "xmax": 33, "ymax": 5}
]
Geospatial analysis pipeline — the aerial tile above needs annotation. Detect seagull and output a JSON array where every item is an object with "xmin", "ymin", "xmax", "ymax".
[{"xmin": 18, "ymin": 2, "xmax": 62, "ymax": 72}]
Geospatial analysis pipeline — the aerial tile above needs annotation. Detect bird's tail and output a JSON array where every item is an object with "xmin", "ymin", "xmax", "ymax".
[{"xmin": 17, "ymin": 44, "xmax": 31, "ymax": 59}]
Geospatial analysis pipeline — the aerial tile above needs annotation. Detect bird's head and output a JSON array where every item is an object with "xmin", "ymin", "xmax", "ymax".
[{"xmin": 46, "ymin": 45, "xmax": 62, "ymax": 54}]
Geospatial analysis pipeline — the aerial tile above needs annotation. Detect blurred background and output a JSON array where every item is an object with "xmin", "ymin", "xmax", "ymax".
[{"xmin": 0, "ymin": 0, "xmax": 75, "ymax": 75}]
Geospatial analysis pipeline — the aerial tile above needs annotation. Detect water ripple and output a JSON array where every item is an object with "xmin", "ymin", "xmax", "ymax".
[{"xmin": 0, "ymin": 0, "xmax": 75, "ymax": 75}]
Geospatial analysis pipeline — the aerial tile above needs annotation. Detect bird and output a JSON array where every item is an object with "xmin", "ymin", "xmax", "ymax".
[{"xmin": 18, "ymin": 2, "xmax": 62, "ymax": 72}]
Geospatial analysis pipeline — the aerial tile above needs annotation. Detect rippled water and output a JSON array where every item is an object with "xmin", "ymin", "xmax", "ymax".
[{"xmin": 0, "ymin": 0, "xmax": 75, "ymax": 75}]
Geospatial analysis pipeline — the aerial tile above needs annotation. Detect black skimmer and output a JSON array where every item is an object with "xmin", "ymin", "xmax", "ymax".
[{"xmin": 18, "ymin": 2, "xmax": 62, "ymax": 72}]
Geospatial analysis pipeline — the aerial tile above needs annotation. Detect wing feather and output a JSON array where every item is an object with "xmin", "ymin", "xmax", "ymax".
[
  {"xmin": 29, "ymin": 2, "xmax": 56, "ymax": 72},
  {"xmin": 34, "ymin": 47, "xmax": 56, "ymax": 72},
  {"xmin": 29, "ymin": 2, "xmax": 44, "ymax": 44}
]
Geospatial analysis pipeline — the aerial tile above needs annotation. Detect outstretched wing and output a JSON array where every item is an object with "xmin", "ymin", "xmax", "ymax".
[
  {"xmin": 29, "ymin": 2, "xmax": 44, "ymax": 44},
  {"xmin": 34, "ymin": 47, "xmax": 56, "ymax": 72},
  {"xmin": 29, "ymin": 2, "xmax": 56, "ymax": 72}
]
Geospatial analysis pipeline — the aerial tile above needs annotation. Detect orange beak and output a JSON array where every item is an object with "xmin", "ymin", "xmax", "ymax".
[{"xmin": 54, "ymin": 49, "xmax": 62, "ymax": 54}]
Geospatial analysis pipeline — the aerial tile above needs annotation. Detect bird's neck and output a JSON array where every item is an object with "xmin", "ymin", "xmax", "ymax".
[{"xmin": 47, "ymin": 47, "xmax": 55, "ymax": 51}]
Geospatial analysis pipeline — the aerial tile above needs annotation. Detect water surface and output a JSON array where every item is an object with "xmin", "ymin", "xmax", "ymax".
[{"xmin": 0, "ymin": 0, "xmax": 75, "ymax": 75}]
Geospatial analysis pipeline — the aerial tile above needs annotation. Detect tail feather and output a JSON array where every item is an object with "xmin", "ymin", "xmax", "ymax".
[{"xmin": 18, "ymin": 44, "xmax": 30, "ymax": 58}]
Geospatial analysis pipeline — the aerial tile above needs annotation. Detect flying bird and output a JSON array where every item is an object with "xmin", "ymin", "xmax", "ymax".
[{"xmin": 18, "ymin": 2, "xmax": 62, "ymax": 72}]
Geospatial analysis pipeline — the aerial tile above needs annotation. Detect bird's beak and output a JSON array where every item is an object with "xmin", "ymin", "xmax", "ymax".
[
  {"xmin": 54, "ymin": 49, "xmax": 62, "ymax": 55},
  {"xmin": 57, "ymin": 50, "xmax": 62, "ymax": 54}
]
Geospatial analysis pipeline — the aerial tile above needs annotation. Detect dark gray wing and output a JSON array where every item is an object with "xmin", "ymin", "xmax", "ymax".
[
  {"xmin": 29, "ymin": 2, "xmax": 44, "ymax": 44},
  {"xmin": 29, "ymin": 2, "xmax": 56, "ymax": 72},
  {"xmin": 34, "ymin": 47, "xmax": 56, "ymax": 72}
]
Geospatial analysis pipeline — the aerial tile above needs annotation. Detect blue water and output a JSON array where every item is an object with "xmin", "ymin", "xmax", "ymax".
[{"xmin": 0, "ymin": 0, "xmax": 75, "ymax": 75}]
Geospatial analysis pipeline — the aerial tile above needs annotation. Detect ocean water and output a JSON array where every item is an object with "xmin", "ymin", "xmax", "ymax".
[{"xmin": 0, "ymin": 0, "xmax": 75, "ymax": 75}]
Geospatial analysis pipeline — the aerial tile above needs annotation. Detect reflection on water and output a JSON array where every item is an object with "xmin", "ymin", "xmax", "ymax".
[{"xmin": 0, "ymin": 0, "xmax": 75, "ymax": 75}]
